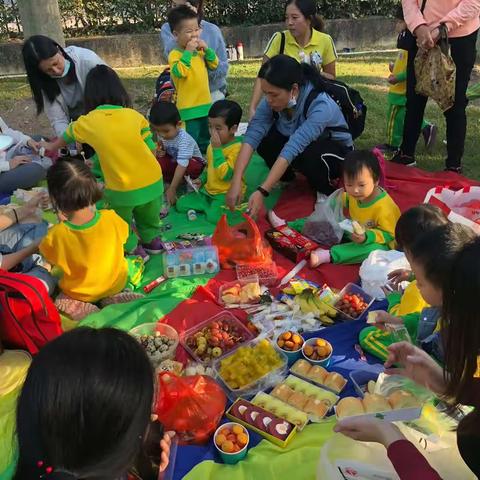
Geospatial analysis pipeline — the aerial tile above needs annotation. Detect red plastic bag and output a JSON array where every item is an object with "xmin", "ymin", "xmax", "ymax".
[
  {"xmin": 154, "ymin": 372, "xmax": 226, "ymax": 444},
  {"xmin": 212, "ymin": 213, "xmax": 272, "ymax": 269}
]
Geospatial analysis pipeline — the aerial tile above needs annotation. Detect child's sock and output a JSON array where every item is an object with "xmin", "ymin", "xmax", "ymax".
[
  {"xmin": 99, "ymin": 291, "xmax": 144, "ymax": 307},
  {"xmin": 267, "ymin": 209, "xmax": 286, "ymax": 228},
  {"xmin": 310, "ymin": 248, "xmax": 331, "ymax": 268},
  {"xmin": 55, "ymin": 293, "xmax": 100, "ymax": 321}
]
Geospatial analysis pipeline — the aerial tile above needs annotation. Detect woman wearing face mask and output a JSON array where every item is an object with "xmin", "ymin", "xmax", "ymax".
[
  {"xmin": 248, "ymin": 0, "xmax": 337, "ymax": 120},
  {"xmin": 160, "ymin": 0, "xmax": 228, "ymax": 102},
  {"xmin": 22, "ymin": 35, "xmax": 106, "ymax": 138},
  {"xmin": 226, "ymin": 54, "xmax": 353, "ymax": 218}
]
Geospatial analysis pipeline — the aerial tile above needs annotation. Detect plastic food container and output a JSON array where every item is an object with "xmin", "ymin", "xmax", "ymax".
[
  {"xmin": 218, "ymin": 276, "xmax": 261, "ymax": 306},
  {"xmin": 214, "ymin": 422, "xmax": 249, "ymax": 464},
  {"xmin": 162, "ymin": 245, "xmax": 220, "ymax": 278},
  {"xmin": 333, "ymin": 283, "xmax": 374, "ymax": 321},
  {"xmin": 180, "ymin": 311, "xmax": 254, "ymax": 365},
  {"xmin": 290, "ymin": 358, "xmax": 348, "ymax": 394},
  {"xmin": 349, "ymin": 364, "xmax": 386, "ymax": 397},
  {"xmin": 129, "ymin": 322, "xmax": 179, "ymax": 367},
  {"xmin": 236, "ymin": 262, "xmax": 278, "ymax": 287},
  {"xmin": 301, "ymin": 338, "xmax": 333, "ymax": 367},
  {"xmin": 214, "ymin": 338, "xmax": 288, "ymax": 401}
]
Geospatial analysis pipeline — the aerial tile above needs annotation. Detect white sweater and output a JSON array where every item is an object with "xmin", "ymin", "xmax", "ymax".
[{"xmin": 0, "ymin": 116, "xmax": 31, "ymax": 172}]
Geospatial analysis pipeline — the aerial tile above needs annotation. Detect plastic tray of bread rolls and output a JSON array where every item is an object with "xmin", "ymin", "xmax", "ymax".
[
  {"xmin": 335, "ymin": 372, "xmax": 433, "ymax": 422},
  {"xmin": 290, "ymin": 358, "xmax": 348, "ymax": 394}
]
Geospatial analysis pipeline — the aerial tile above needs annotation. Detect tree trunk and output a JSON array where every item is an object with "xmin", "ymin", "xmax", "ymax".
[{"xmin": 17, "ymin": 0, "xmax": 65, "ymax": 46}]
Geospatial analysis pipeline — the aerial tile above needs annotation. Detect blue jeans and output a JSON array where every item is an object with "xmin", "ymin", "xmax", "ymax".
[{"xmin": 0, "ymin": 222, "xmax": 56, "ymax": 294}]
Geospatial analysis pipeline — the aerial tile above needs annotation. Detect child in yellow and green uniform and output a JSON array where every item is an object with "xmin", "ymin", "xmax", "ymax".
[
  {"xmin": 41, "ymin": 65, "xmax": 163, "ymax": 260},
  {"xmin": 176, "ymin": 100, "xmax": 245, "ymax": 225},
  {"xmin": 167, "ymin": 5, "xmax": 219, "ymax": 154},
  {"xmin": 383, "ymin": 6, "xmax": 436, "ymax": 151},
  {"xmin": 359, "ymin": 204, "xmax": 449, "ymax": 361},
  {"xmin": 310, "ymin": 150, "xmax": 401, "ymax": 267},
  {"xmin": 39, "ymin": 159, "xmax": 144, "ymax": 321}
]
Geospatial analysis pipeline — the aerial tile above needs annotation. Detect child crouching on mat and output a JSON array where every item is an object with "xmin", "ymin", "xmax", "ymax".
[
  {"xmin": 149, "ymin": 101, "xmax": 205, "ymax": 206},
  {"xmin": 310, "ymin": 150, "xmax": 401, "ymax": 266},
  {"xmin": 362, "ymin": 222, "xmax": 476, "ymax": 363},
  {"xmin": 176, "ymin": 99, "xmax": 245, "ymax": 225},
  {"xmin": 39, "ymin": 159, "xmax": 144, "ymax": 321}
]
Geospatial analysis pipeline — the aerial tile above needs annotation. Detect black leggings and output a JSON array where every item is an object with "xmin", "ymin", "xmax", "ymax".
[
  {"xmin": 257, "ymin": 125, "xmax": 349, "ymax": 195},
  {"xmin": 402, "ymin": 29, "xmax": 478, "ymax": 168}
]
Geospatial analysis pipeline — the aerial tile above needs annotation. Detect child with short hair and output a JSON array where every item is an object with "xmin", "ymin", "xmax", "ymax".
[
  {"xmin": 176, "ymin": 99, "xmax": 245, "ymax": 224},
  {"xmin": 149, "ymin": 101, "xmax": 204, "ymax": 206},
  {"xmin": 39, "ymin": 159, "xmax": 144, "ymax": 321},
  {"xmin": 167, "ymin": 5, "xmax": 219, "ymax": 154},
  {"xmin": 40, "ymin": 65, "xmax": 163, "ymax": 259},
  {"xmin": 381, "ymin": 5, "xmax": 436, "ymax": 152},
  {"xmin": 359, "ymin": 204, "xmax": 449, "ymax": 361},
  {"xmin": 309, "ymin": 150, "xmax": 401, "ymax": 266}
]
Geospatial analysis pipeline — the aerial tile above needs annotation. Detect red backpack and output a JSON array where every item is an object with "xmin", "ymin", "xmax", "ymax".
[{"xmin": 0, "ymin": 270, "xmax": 62, "ymax": 354}]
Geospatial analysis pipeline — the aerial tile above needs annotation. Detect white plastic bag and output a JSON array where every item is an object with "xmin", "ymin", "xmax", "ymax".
[
  {"xmin": 359, "ymin": 250, "xmax": 410, "ymax": 299},
  {"xmin": 303, "ymin": 188, "xmax": 344, "ymax": 247}
]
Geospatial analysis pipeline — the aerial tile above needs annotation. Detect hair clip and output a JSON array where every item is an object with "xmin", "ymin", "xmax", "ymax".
[{"xmin": 37, "ymin": 460, "xmax": 54, "ymax": 478}]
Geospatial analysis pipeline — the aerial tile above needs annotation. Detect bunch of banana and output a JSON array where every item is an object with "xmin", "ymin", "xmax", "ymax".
[{"xmin": 294, "ymin": 289, "xmax": 338, "ymax": 325}]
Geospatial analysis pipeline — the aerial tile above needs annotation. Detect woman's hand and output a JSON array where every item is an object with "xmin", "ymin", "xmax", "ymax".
[
  {"xmin": 415, "ymin": 25, "xmax": 435, "ymax": 49},
  {"xmin": 159, "ymin": 431, "xmax": 175, "ymax": 473},
  {"xmin": 334, "ymin": 417, "xmax": 406, "ymax": 448},
  {"xmin": 388, "ymin": 269, "xmax": 412, "ymax": 287},
  {"xmin": 226, "ymin": 180, "xmax": 243, "ymax": 211},
  {"xmin": 9, "ymin": 155, "xmax": 31, "ymax": 169},
  {"xmin": 430, "ymin": 26, "xmax": 441, "ymax": 44},
  {"xmin": 385, "ymin": 341, "xmax": 446, "ymax": 394},
  {"xmin": 248, "ymin": 190, "xmax": 265, "ymax": 218},
  {"xmin": 27, "ymin": 138, "xmax": 40, "ymax": 152}
]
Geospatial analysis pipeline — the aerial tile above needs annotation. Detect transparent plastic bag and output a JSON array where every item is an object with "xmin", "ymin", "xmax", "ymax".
[{"xmin": 303, "ymin": 189, "xmax": 344, "ymax": 247}]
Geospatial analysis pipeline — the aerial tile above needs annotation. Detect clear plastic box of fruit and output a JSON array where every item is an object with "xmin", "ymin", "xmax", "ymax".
[
  {"xmin": 214, "ymin": 338, "xmax": 288, "ymax": 400},
  {"xmin": 180, "ymin": 312, "xmax": 254, "ymax": 364},
  {"xmin": 219, "ymin": 276, "xmax": 265, "ymax": 307}
]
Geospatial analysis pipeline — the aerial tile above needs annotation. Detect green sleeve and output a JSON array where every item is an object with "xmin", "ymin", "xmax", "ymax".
[
  {"xmin": 387, "ymin": 291, "xmax": 402, "ymax": 312},
  {"xmin": 212, "ymin": 148, "xmax": 234, "ymax": 181},
  {"xmin": 395, "ymin": 70, "xmax": 407, "ymax": 82},
  {"xmin": 402, "ymin": 312, "xmax": 420, "ymax": 341},
  {"xmin": 204, "ymin": 47, "xmax": 217, "ymax": 62}
]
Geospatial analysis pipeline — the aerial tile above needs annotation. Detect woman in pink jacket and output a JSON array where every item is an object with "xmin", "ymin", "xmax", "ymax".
[{"xmin": 392, "ymin": 0, "xmax": 480, "ymax": 172}]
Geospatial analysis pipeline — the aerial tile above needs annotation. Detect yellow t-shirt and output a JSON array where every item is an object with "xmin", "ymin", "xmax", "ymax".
[
  {"xmin": 39, "ymin": 209, "xmax": 129, "ymax": 303},
  {"xmin": 389, "ymin": 49, "xmax": 408, "ymax": 96},
  {"xmin": 169, "ymin": 48, "xmax": 219, "ymax": 121},
  {"xmin": 264, "ymin": 29, "xmax": 337, "ymax": 69},
  {"xmin": 390, "ymin": 280, "xmax": 429, "ymax": 317},
  {"xmin": 63, "ymin": 106, "xmax": 163, "ymax": 206},
  {"xmin": 344, "ymin": 189, "xmax": 401, "ymax": 248},
  {"xmin": 203, "ymin": 138, "xmax": 245, "ymax": 196}
]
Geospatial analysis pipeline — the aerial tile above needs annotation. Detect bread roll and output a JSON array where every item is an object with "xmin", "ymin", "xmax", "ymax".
[
  {"xmin": 388, "ymin": 390, "xmax": 420, "ymax": 409},
  {"xmin": 304, "ymin": 398, "xmax": 328, "ymax": 418},
  {"xmin": 336, "ymin": 397, "xmax": 365, "ymax": 418},
  {"xmin": 271, "ymin": 384, "xmax": 295, "ymax": 403},
  {"xmin": 324, "ymin": 372, "xmax": 346, "ymax": 393},
  {"xmin": 308, "ymin": 365, "xmax": 328, "ymax": 384},
  {"xmin": 287, "ymin": 391, "xmax": 309, "ymax": 410},
  {"xmin": 291, "ymin": 359, "xmax": 312, "ymax": 377},
  {"xmin": 363, "ymin": 393, "xmax": 392, "ymax": 413}
]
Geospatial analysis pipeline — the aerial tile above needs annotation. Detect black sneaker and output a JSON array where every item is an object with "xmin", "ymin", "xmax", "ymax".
[
  {"xmin": 375, "ymin": 143, "xmax": 398, "ymax": 153},
  {"xmin": 391, "ymin": 151, "xmax": 417, "ymax": 167},
  {"xmin": 422, "ymin": 124, "xmax": 438, "ymax": 151},
  {"xmin": 444, "ymin": 165, "xmax": 463, "ymax": 174}
]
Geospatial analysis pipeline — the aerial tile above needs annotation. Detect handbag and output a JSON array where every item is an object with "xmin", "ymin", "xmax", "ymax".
[{"xmin": 397, "ymin": 0, "xmax": 427, "ymax": 51}]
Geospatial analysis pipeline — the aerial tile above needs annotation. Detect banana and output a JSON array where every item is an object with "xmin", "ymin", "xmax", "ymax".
[
  {"xmin": 319, "ymin": 314, "xmax": 335, "ymax": 325},
  {"xmin": 309, "ymin": 294, "xmax": 328, "ymax": 315},
  {"xmin": 307, "ymin": 296, "xmax": 323, "ymax": 317},
  {"xmin": 296, "ymin": 294, "xmax": 316, "ymax": 314}
]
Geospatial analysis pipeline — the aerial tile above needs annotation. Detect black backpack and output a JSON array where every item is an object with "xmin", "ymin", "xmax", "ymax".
[{"xmin": 305, "ymin": 80, "xmax": 367, "ymax": 140}]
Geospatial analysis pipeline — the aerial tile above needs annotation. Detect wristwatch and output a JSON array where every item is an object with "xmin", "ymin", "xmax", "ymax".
[{"xmin": 257, "ymin": 186, "xmax": 270, "ymax": 197}]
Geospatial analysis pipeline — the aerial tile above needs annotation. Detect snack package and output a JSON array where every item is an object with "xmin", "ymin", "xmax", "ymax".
[
  {"xmin": 154, "ymin": 372, "xmax": 226, "ymax": 444},
  {"xmin": 302, "ymin": 189, "xmax": 344, "ymax": 247},
  {"xmin": 265, "ymin": 224, "xmax": 319, "ymax": 262}
]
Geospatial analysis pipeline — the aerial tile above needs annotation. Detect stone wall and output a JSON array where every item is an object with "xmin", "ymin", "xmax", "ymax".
[{"xmin": 0, "ymin": 16, "xmax": 397, "ymax": 76}]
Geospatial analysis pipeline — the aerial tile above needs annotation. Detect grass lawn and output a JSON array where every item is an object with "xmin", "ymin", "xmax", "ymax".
[{"xmin": 1, "ymin": 54, "xmax": 479, "ymax": 179}]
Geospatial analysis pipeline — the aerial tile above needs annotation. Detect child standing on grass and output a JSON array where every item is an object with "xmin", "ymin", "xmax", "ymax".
[
  {"xmin": 176, "ymin": 99, "xmax": 245, "ymax": 224},
  {"xmin": 381, "ymin": 5, "xmax": 437, "ymax": 152},
  {"xmin": 40, "ymin": 159, "xmax": 145, "ymax": 321},
  {"xmin": 167, "ymin": 5, "xmax": 219, "ymax": 154},
  {"xmin": 40, "ymin": 65, "xmax": 163, "ymax": 259},
  {"xmin": 149, "ymin": 101, "xmax": 204, "ymax": 206},
  {"xmin": 309, "ymin": 150, "xmax": 401, "ymax": 266}
]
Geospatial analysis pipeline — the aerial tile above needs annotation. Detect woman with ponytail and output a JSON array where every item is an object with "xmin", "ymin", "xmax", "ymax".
[
  {"xmin": 227, "ymin": 54, "xmax": 352, "ymax": 217},
  {"xmin": 13, "ymin": 328, "xmax": 172, "ymax": 480},
  {"xmin": 249, "ymin": 0, "xmax": 338, "ymax": 119}
]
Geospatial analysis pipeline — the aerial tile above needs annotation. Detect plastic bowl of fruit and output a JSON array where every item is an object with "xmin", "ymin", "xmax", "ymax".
[
  {"xmin": 129, "ymin": 322, "xmax": 179, "ymax": 367},
  {"xmin": 180, "ymin": 311, "xmax": 254, "ymax": 364},
  {"xmin": 333, "ymin": 283, "xmax": 374, "ymax": 321},
  {"xmin": 302, "ymin": 337, "xmax": 333, "ymax": 367},
  {"xmin": 214, "ymin": 337, "xmax": 288, "ymax": 401},
  {"xmin": 276, "ymin": 330, "xmax": 304, "ymax": 363},
  {"xmin": 214, "ymin": 422, "xmax": 250, "ymax": 464},
  {"xmin": 219, "ymin": 276, "xmax": 262, "ymax": 306}
]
